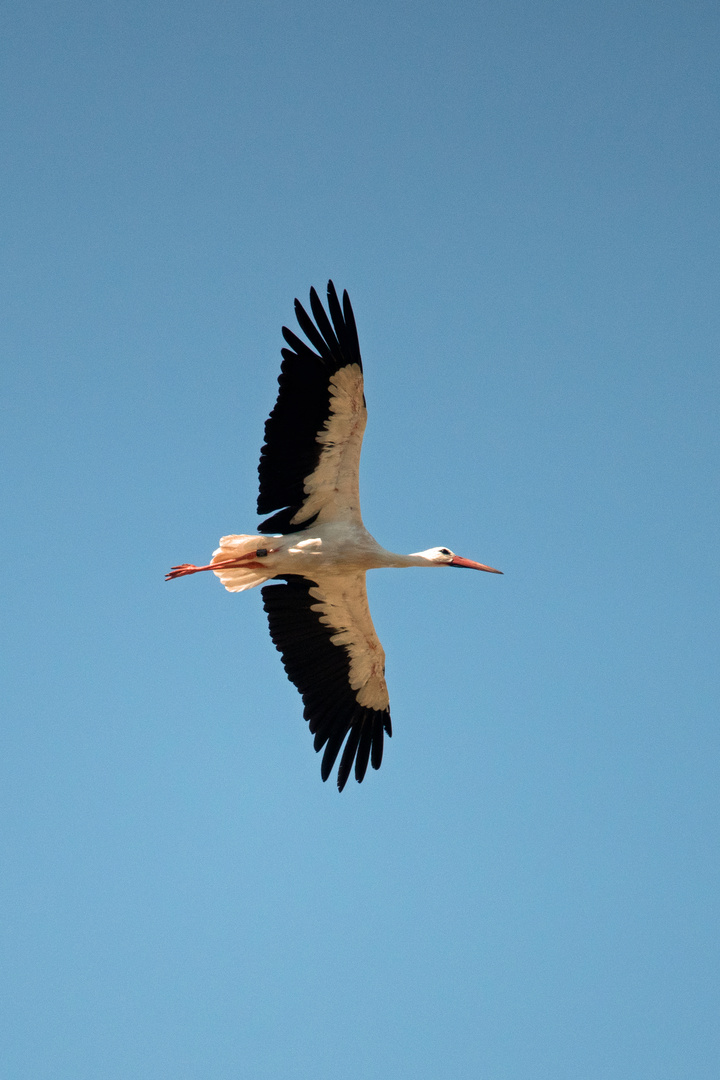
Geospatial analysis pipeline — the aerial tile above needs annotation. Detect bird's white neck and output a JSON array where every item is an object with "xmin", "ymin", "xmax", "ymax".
[{"xmin": 373, "ymin": 549, "xmax": 437, "ymax": 569}]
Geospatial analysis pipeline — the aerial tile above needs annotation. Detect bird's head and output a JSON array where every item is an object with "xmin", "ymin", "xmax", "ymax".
[{"xmin": 411, "ymin": 547, "xmax": 503, "ymax": 573}]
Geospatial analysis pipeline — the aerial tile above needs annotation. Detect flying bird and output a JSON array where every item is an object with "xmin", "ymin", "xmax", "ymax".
[{"xmin": 167, "ymin": 282, "xmax": 502, "ymax": 790}]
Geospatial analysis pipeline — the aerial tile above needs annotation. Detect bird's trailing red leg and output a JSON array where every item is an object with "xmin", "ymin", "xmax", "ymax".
[{"xmin": 165, "ymin": 550, "xmax": 276, "ymax": 581}]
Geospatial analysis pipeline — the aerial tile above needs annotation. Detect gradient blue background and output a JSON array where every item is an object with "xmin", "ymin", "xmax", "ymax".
[{"xmin": 3, "ymin": 2, "xmax": 719, "ymax": 1077}]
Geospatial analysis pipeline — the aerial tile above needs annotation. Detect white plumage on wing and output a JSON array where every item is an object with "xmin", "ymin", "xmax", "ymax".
[{"xmin": 167, "ymin": 282, "xmax": 502, "ymax": 791}]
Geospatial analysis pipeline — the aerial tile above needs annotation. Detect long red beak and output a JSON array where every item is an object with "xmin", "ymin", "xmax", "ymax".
[{"xmin": 450, "ymin": 555, "xmax": 503, "ymax": 574}]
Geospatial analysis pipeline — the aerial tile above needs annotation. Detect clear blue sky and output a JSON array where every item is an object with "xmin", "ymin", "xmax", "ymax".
[{"xmin": 2, "ymin": 2, "xmax": 719, "ymax": 1077}]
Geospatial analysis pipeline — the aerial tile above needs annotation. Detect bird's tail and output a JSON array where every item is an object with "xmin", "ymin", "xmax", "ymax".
[{"xmin": 210, "ymin": 534, "xmax": 276, "ymax": 593}]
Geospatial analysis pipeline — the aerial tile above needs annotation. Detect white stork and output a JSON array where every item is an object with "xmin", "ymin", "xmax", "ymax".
[{"xmin": 167, "ymin": 282, "xmax": 502, "ymax": 790}]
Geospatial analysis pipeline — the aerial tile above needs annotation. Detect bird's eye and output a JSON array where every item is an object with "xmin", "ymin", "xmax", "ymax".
[
  {"xmin": 256, "ymin": 548, "xmax": 268, "ymax": 557},
  {"xmin": 439, "ymin": 548, "xmax": 451, "ymax": 556}
]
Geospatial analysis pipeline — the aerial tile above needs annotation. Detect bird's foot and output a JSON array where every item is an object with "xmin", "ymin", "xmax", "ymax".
[{"xmin": 165, "ymin": 563, "xmax": 204, "ymax": 580}]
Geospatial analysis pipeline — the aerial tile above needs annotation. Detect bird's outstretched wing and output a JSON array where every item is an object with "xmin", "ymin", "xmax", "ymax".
[
  {"xmin": 262, "ymin": 572, "xmax": 392, "ymax": 790},
  {"xmin": 257, "ymin": 281, "xmax": 367, "ymax": 534}
]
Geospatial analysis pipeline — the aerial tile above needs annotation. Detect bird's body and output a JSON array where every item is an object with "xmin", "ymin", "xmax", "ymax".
[
  {"xmin": 208, "ymin": 522, "xmax": 471, "ymax": 588},
  {"xmin": 168, "ymin": 282, "xmax": 501, "ymax": 790}
]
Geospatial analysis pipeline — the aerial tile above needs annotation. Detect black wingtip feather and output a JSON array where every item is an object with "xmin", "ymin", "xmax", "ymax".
[
  {"xmin": 354, "ymin": 721, "xmax": 373, "ymax": 784},
  {"xmin": 321, "ymin": 722, "xmax": 351, "ymax": 783},
  {"xmin": 371, "ymin": 715, "xmax": 385, "ymax": 770},
  {"xmin": 337, "ymin": 723, "xmax": 363, "ymax": 792},
  {"xmin": 309, "ymin": 287, "xmax": 341, "ymax": 358},
  {"xmin": 293, "ymin": 300, "xmax": 335, "ymax": 362}
]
